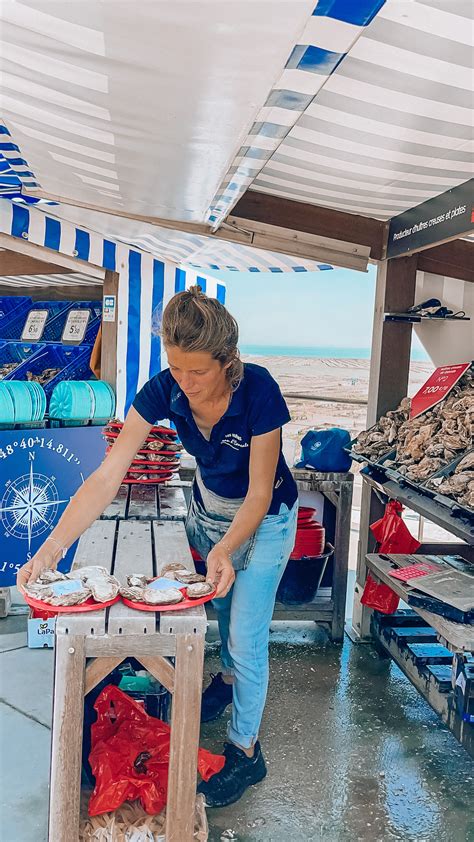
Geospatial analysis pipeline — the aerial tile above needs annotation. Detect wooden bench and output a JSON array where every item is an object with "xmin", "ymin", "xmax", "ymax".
[{"xmin": 49, "ymin": 484, "xmax": 207, "ymax": 842}]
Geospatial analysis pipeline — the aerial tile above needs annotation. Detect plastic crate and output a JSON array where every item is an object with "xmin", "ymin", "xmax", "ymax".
[
  {"xmin": 44, "ymin": 301, "xmax": 102, "ymax": 343},
  {"xmin": 0, "ymin": 340, "xmax": 47, "ymax": 379},
  {"xmin": 0, "ymin": 296, "xmax": 32, "ymax": 335},
  {"xmin": 6, "ymin": 343, "xmax": 94, "ymax": 398},
  {"xmin": 0, "ymin": 300, "xmax": 72, "ymax": 342}
]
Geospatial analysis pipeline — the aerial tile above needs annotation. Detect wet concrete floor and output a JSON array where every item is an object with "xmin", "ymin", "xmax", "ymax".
[
  {"xmin": 1, "ymin": 616, "xmax": 473, "ymax": 842},
  {"xmin": 203, "ymin": 624, "xmax": 473, "ymax": 842}
]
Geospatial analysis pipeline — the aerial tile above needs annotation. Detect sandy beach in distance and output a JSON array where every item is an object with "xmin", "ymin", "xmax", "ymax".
[{"xmin": 242, "ymin": 354, "xmax": 434, "ymax": 461}]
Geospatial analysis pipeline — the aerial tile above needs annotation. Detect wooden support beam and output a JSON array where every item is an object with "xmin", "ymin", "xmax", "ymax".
[
  {"xmin": 84, "ymin": 656, "xmax": 124, "ymax": 696},
  {"xmin": 0, "ymin": 248, "xmax": 73, "ymax": 276},
  {"xmin": 351, "ymin": 255, "xmax": 418, "ymax": 641},
  {"xmin": 232, "ymin": 191, "xmax": 388, "ymax": 260},
  {"xmin": 417, "ymin": 239, "xmax": 474, "ymax": 283},
  {"xmin": 100, "ymin": 270, "xmax": 119, "ymax": 389},
  {"xmin": 0, "ymin": 284, "xmax": 102, "ymax": 299},
  {"xmin": 138, "ymin": 654, "xmax": 175, "ymax": 694}
]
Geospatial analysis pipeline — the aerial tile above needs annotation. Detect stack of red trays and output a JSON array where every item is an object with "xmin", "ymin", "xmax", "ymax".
[
  {"xmin": 290, "ymin": 507, "xmax": 325, "ymax": 559},
  {"xmin": 103, "ymin": 420, "xmax": 183, "ymax": 484}
]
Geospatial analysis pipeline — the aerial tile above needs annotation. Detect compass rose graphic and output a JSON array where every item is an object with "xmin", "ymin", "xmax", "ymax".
[{"xmin": 0, "ymin": 461, "xmax": 70, "ymax": 552}]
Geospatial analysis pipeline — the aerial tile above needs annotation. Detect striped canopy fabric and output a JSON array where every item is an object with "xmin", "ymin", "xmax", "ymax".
[{"xmin": 210, "ymin": 0, "xmax": 474, "ymax": 224}]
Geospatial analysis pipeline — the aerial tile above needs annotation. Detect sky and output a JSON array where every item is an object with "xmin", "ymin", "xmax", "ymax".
[{"xmin": 209, "ymin": 265, "xmax": 428, "ymax": 355}]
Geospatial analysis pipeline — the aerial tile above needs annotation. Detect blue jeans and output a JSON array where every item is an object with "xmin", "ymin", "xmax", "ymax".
[{"xmin": 186, "ymin": 500, "xmax": 298, "ymax": 748}]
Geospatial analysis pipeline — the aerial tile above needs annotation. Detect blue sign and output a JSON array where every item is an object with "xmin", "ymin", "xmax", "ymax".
[{"xmin": 0, "ymin": 426, "xmax": 106, "ymax": 585}]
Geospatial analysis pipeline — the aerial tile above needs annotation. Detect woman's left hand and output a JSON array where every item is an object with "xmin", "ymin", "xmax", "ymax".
[{"xmin": 206, "ymin": 544, "xmax": 235, "ymax": 598}]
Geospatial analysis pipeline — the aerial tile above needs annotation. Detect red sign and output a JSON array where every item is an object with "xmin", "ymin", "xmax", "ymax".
[{"xmin": 410, "ymin": 362, "xmax": 471, "ymax": 419}]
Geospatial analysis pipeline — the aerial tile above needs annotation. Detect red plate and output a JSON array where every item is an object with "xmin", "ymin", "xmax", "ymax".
[
  {"xmin": 122, "ymin": 585, "xmax": 216, "ymax": 612},
  {"xmin": 24, "ymin": 593, "xmax": 120, "ymax": 617}
]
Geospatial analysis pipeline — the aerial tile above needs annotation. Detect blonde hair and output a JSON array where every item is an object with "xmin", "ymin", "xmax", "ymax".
[{"xmin": 161, "ymin": 286, "xmax": 244, "ymax": 390}]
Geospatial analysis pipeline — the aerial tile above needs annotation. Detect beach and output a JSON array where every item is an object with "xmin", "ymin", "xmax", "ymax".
[{"xmin": 241, "ymin": 353, "xmax": 434, "ymax": 463}]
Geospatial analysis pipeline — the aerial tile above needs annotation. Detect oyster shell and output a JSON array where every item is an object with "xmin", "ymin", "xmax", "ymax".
[
  {"xmin": 143, "ymin": 587, "xmax": 184, "ymax": 605},
  {"xmin": 160, "ymin": 562, "xmax": 190, "ymax": 575},
  {"xmin": 173, "ymin": 571, "xmax": 207, "ymax": 585},
  {"xmin": 120, "ymin": 586, "xmax": 145, "ymax": 602},
  {"xmin": 127, "ymin": 574, "xmax": 150, "ymax": 588},
  {"xmin": 89, "ymin": 580, "xmax": 119, "ymax": 603},
  {"xmin": 185, "ymin": 582, "xmax": 214, "ymax": 599},
  {"xmin": 37, "ymin": 569, "xmax": 68, "ymax": 583}
]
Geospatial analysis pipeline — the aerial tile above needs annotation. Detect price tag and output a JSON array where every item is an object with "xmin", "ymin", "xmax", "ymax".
[
  {"xmin": 103, "ymin": 295, "xmax": 116, "ymax": 323},
  {"xmin": 410, "ymin": 362, "xmax": 470, "ymax": 418},
  {"xmin": 148, "ymin": 577, "xmax": 184, "ymax": 591},
  {"xmin": 50, "ymin": 579, "xmax": 86, "ymax": 596},
  {"xmin": 21, "ymin": 309, "xmax": 48, "ymax": 341},
  {"xmin": 61, "ymin": 309, "xmax": 91, "ymax": 344}
]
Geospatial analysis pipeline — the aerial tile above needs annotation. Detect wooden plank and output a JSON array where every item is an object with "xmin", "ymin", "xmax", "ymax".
[
  {"xmin": 232, "ymin": 191, "xmax": 387, "ymax": 259},
  {"xmin": 0, "ymin": 283, "xmax": 102, "ymax": 299},
  {"xmin": 206, "ymin": 598, "xmax": 334, "ymax": 623},
  {"xmin": 84, "ymin": 656, "xmax": 124, "ymax": 695},
  {"xmin": 166, "ymin": 633, "xmax": 205, "ymax": 842},
  {"xmin": 417, "ymin": 240, "xmax": 474, "ymax": 284},
  {"xmin": 128, "ymin": 483, "xmax": 158, "ymax": 519},
  {"xmin": 101, "ymin": 269, "xmax": 119, "ymax": 388},
  {"xmin": 85, "ymin": 634, "xmax": 176, "ymax": 658},
  {"xmin": 0, "ymin": 248, "xmax": 74, "ymax": 276},
  {"xmin": 365, "ymin": 554, "xmax": 474, "ymax": 651},
  {"xmin": 331, "ymin": 480, "xmax": 353, "ymax": 642},
  {"xmin": 48, "ymin": 633, "xmax": 85, "ymax": 842},
  {"xmin": 108, "ymin": 520, "xmax": 156, "ymax": 635},
  {"xmin": 153, "ymin": 521, "xmax": 207, "ymax": 635},
  {"xmin": 407, "ymin": 570, "xmax": 474, "ymax": 612},
  {"xmin": 56, "ymin": 520, "xmax": 117, "ymax": 636},
  {"xmin": 138, "ymin": 655, "xmax": 175, "ymax": 694},
  {"xmin": 158, "ymin": 485, "xmax": 188, "ymax": 520},
  {"xmin": 101, "ymin": 484, "xmax": 129, "ymax": 519}
]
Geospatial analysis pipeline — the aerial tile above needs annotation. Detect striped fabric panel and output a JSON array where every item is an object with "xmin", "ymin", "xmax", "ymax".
[
  {"xmin": 250, "ymin": 0, "xmax": 474, "ymax": 221},
  {"xmin": 207, "ymin": 0, "xmax": 385, "ymax": 226},
  {"xmin": 0, "ymin": 272, "xmax": 101, "ymax": 288}
]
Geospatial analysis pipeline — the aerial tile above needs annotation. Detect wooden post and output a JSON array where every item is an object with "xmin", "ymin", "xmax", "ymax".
[
  {"xmin": 100, "ymin": 269, "xmax": 119, "ymax": 389},
  {"xmin": 48, "ymin": 634, "xmax": 85, "ymax": 842},
  {"xmin": 331, "ymin": 481, "xmax": 353, "ymax": 641},
  {"xmin": 351, "ymin": 256, "xmax": 418, "ymax": 640},
  {"xmin": 166, "ymin": 633, "xmax": 205, "ymax": 842}
]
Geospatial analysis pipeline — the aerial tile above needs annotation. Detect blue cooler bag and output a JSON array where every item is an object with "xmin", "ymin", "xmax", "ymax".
[{"xmin": 295, "ymin": 428, "xmax": 352, "ymax": 472}]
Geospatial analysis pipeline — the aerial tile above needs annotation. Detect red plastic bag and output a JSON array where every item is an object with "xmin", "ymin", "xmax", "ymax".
[
  {"xmin": 88, "ymin": 685, "xmax": 225, "ymax": 816},
  {"xmin": 370, "ymin": 501, "xmax": 421, "ymax": 554},
  {"xmin": 361, "ymin": 573, "xmax": 400, "ymax": 614}
]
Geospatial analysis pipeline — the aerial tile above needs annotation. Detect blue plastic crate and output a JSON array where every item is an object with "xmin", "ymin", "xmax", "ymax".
[
  {"xmin": 43, "ymin": 301, "xmax": 102, "ymax": 343},
  {"xmin": 0, "ymin": 340, "xmax": 47, "ymax": 379},
  {"xmin": 0, "ymin": 300, "xmax": 73, "ymax": 341},
  {"xmin": 6, "ymin": 343, "xmax": 94, "ymax": 397},
  {"xmin": 83, "ymin": 313, "xmax": 102, "ymax": 345},
  {"xmin": 0, "ymin": 297, "xmax": 32, "ymax": 335}
]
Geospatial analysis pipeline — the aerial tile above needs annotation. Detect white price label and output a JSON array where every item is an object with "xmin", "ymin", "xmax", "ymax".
[
  {"xmin": 21, "ymin": 309, "xmax": 48, "ymax": 341},
  {"xmin": 61, "ymin": 309, "xmax": 90, "ymax": 344}
]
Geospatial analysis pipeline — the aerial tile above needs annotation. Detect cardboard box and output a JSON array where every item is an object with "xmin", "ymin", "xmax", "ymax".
[{"xmin": 27, "ymin": 614, "xmax": 56, "ymax": 648}]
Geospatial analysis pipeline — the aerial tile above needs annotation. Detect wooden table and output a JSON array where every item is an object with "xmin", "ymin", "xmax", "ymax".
[{"xmin": 48, "ymin": 499, "xmax": 207, "ymax": 842}]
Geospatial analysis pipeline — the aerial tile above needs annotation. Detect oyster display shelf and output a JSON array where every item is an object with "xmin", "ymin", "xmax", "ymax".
[{"xmin": 361, "ymin": 465, "xmax": 473, "ymax": 544}]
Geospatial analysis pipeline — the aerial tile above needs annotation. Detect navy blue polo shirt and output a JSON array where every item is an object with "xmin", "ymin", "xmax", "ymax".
[{"xmin": 133, "ymin": 363, "xmax": 297, "ymax": 515}]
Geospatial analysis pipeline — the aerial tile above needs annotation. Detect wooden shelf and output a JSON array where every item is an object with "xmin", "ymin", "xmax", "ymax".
[{"xmin": 384, "ymin": 312, "xmax": 470, "ymax": 323}]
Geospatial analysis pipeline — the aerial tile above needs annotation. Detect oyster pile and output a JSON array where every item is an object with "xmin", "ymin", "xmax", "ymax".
[
  {"xmin": 425, "ymin": 451, "xmax": 474, "ymax": 510},
  {"xmin": 26, "ymin": 367, "xmax": 60, "ymax": 385},
  {"xmin": 104, "ymin": 420, "xmax": 182, "ymax": 483},
  {"xmin": 24, "ymin": 566, "xmax": 120, "ymax": 606},
  {"xmin": 0, "ymin": 362, "xmax": 18, "ymax": 379},
  {"xmin": 354, "ymin": 371, "xmax": 474, "ymax": 483}
]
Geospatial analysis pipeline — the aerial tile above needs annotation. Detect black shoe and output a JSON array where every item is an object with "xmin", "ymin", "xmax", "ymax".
[
  {"xmin": 201, "ymin": 673, "xmax": 233, "ymax": 723},
  {"xmin": 197, "ymin": 741, "xmax": 267, "ymax": 807}
]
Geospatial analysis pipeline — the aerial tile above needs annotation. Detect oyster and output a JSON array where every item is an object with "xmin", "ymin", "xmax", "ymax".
[
  {"xmin": 127, "ymin": 574, "xmax": 150, "ymax": 588},
  {"xmin": 173, "ymin": 570, "xmax": 207, "ymax": 585},
  {"xmin": 455, "ymin": 452, "xmax": 474, "ymax": 473},
  {"xmin": 89, "ymin": 579, "xmax": 119, "ymax": 603},
  {"xmin": 143, "ymin": 587, "xmax": 184, "ymax": 605},
  {"xmin": 47, "ymin": 589, "xmax": 91, "ymax": 607},
  {"xmin": 160, "ymin": 562, "xmax": 190, "ymax": 575},
  {"xmin": 37, "ymin": 569, "xmax": 67, "ymax": 583},
  {"xmin": 186, "ymin": 582, "xmax": 214, "ymax": 599},
  {"xmin": 120, "ymin": 586, "xmax": 145, "ymax": 602}
]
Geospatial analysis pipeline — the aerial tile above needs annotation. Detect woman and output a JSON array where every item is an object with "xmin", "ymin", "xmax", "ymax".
[{"xmin": 18, "ymin": 287, "xmax": 298, "ymax": 807}]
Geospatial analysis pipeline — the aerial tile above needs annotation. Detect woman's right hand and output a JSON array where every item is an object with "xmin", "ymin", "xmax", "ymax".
[{"xmin": 16, "ymin": 545, "xmax": 58, "ymax": 594}]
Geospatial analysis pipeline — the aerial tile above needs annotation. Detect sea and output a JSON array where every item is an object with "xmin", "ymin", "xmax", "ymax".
[{"xmin": 240, "ymin": 344, "xmax": 430, "ymax": 361}]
